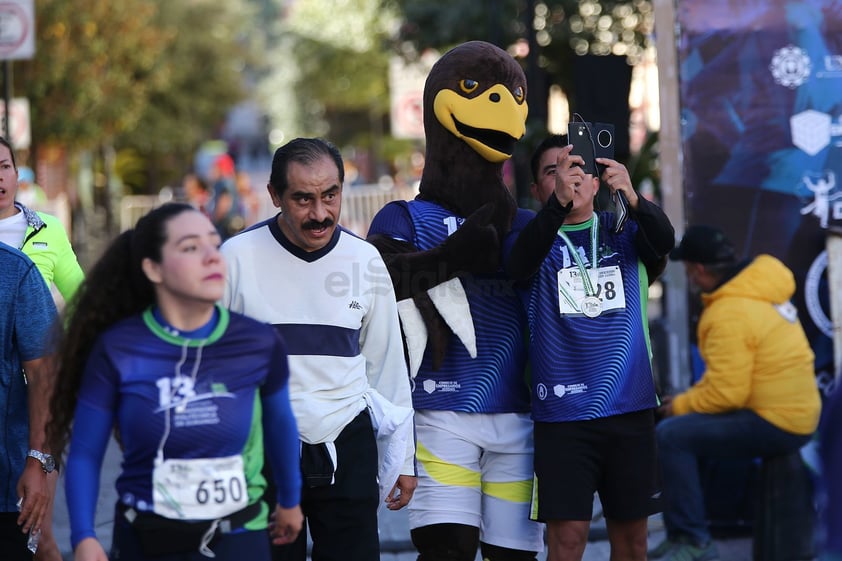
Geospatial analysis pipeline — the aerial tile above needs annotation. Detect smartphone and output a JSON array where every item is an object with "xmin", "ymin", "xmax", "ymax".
[
  {"xmin": 568, "ymin": 121, "xmax": 627, "ymax": 232},
  {"xmin": 589, "ymin": 123, "xmax": 628, "ymax": 232},
  {"xmin": 568, "ymin": 121, "xmax": 597, "ymax": 176}
]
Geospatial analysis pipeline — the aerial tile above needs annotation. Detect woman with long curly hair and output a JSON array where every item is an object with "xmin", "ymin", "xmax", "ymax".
[{"xmin": 48, "ymin": 203, "xmax": 302, "ymax": 561}]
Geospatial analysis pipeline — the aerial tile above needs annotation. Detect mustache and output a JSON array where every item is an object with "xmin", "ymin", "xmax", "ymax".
[{"xmin": 303, "ymin": 218, "xmax": 334, "ymax": 230}]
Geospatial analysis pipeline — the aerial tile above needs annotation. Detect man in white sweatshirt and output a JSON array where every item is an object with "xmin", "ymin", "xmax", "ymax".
[{"xmin": 221, "ymin": 137, "xmax": 416, "ymax": 561}]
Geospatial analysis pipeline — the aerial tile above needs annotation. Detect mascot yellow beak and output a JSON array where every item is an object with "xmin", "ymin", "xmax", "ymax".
[{"xmin": 433, "ymin": 84, "xmax": 528, "ymax": 163}]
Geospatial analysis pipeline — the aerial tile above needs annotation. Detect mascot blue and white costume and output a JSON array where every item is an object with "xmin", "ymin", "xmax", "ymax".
[{"xmin": 368, "ymin": 41, "xmax": 544, "ymax": 561}]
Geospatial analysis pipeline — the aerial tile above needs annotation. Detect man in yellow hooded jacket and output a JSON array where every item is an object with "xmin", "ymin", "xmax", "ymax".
[{"xmin": 649, "ymin": 225, "xmax": 821, "ymax": 561}]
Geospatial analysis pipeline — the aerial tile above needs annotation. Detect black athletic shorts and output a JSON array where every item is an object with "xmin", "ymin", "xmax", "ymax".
[{"xmin": 531, "ymin": 408, "xmax": 662, "ymax": 522}]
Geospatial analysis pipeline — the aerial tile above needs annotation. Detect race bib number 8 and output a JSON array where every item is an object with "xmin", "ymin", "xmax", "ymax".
[
  {"xmin": 153, "ymin": 454, "xmax": 247, "ymax": 520},
  {"xmin": 557, "ymin": 265, "xmax": 627, "ymax": 316}
]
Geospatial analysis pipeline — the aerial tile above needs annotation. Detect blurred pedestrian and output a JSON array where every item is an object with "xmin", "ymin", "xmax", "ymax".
[
  {"xmin": 235, "ymin": 170, "xmax": 262, "ymax": 227},
  {"xmin": 209, "ymin": 154, "xmax": 244, "ymax": 239},
  {"xmin": 182, "ymin": 172, "xmax": 212, "ymax": 218},
  {"xmin": 15, "ymin": 166, "xmax": 47, "ymax": 209},
  {"xmin": 47, "ymin": 203, "xmax": 303, "ymax": 561}
]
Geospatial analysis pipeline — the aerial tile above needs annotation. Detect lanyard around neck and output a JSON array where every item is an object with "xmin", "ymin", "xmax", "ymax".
[{"xmin": 557, "ymin": 213, "xmax": 599, "ymax": 297}]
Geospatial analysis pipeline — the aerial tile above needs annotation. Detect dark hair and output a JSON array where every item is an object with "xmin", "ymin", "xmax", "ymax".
[
  {"xmin": 47, "ymin": 202, "xmax": 199, "ymax": 461},
  {"xmin": 0, "ymin": 136, "xmax": 18, "ymax": 170},
  {"xmin": 530, "ymin": 134, "xmax": 568, "ymax": 183},
  {"xmin": 185, "ymin": 172, "xmax": 209, "ymax": 193},
  {"xmin": 268, "ymin": 137, "xmax": 344, "ymax": 195}
]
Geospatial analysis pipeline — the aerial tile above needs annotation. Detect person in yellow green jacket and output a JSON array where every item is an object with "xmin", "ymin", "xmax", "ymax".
[
  {"xmin": 649, "ymin": 225, "xmax": 821, "ymax": 561},
  {"xmin": 0, "ymin": 136, "xmax": 83, "ymax": 561},
  {"xmin": 0, "ymin": 138, "xmax": 84, "ymax": 306}
]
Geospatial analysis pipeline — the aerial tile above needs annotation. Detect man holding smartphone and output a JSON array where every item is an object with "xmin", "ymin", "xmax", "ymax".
[{"xmin": 504, "ymin": 132, "xmax": 674, "ymax": 561}]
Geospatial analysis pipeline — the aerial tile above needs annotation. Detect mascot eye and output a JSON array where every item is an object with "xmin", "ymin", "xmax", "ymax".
[
  {"xmin": 513, "ymin": 86, "xmax": 525, "ymax": 103},
  {"xmin": 459, "ymin": 79, "xmax": 479, "ymax": 94}
]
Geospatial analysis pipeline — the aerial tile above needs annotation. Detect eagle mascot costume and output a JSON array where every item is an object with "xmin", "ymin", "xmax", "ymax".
[{"xmin": 367, "ymin": 41, "xmax": 544, "ymax": 561}]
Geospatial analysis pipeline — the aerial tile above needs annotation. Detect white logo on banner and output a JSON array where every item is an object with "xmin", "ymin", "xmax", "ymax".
[
  {"xmin": 800, "ymin": 171, "xmax": 842, "ymax": 229},
  {"xmin": 770, "ymin": 44, "xmax": 812, "ymax": 88},
  {"xmin": 817, "ymin": 54, "xmax": 842, "ymax": 78},
  {"xmin": 790, "ymin": 110, "xmax": 842, "ymax": 155},
  {"xmin": 805, "ymin": 251, "xmax": 832, "ymax": 338}
]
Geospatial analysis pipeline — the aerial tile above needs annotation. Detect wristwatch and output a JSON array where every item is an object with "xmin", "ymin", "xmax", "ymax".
[{"xmin": 27, "ymin": 450, "xmax": 56, "ymax": 474}]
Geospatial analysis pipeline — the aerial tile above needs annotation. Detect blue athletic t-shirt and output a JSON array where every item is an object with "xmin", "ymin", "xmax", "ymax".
[
  {"xmin": 67, "ymin": 305, "xmax": 299, "ymax": 549},
  {"xmin": 526, "ymin": 212, "xmax": 658, "ymax": 421},
  {"xmin": 368, "ymin": 200, "xmax": 531, "ymax": 413}
]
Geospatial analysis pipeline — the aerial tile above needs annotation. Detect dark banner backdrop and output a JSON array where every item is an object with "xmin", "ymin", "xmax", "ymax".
[{"xmin": 676, "ymin": 0, "xmax": 842, "ymax": 396}]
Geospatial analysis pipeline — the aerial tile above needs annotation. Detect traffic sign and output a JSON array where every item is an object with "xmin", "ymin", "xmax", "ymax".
[{"xmin": 0, "ymin": 0, "xmax": 35, "ymax": 60}]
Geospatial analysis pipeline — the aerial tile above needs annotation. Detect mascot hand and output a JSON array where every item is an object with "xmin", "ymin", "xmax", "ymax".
[{"xmin": 441, "ymin": 203, "xmax": 500, "ymax": 274}]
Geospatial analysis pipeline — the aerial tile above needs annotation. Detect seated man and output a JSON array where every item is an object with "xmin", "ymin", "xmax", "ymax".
[{"xmin": 653, "ymin": 225, "xmax": 822, "ymax": 561}]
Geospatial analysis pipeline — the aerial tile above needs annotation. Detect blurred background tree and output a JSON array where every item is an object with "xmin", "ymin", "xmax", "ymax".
[
  {"xmin": 258, "ymin": 0, "xmax": 415, "ymax": 183},
  {"xmin": 13, "ymin": 0, "xmax": 259, "ymax": 264},
  {"xmin": 114, "ymin": 0, "xmax": 259, "ymax": 193},
  {"xmin": 16, "ymin": 0, "xmax": 168, "ymax": 149},
  {"xmin": 16, "ymin": 0, "xmax": 258, "ymax": 190}
]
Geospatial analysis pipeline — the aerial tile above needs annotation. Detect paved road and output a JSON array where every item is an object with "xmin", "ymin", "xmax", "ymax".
[{"xmin": 54, "ymin": 437, "xmax": 752, "ymax": 560}]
